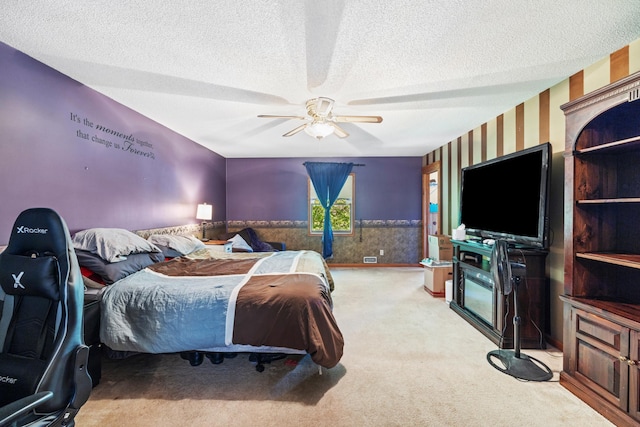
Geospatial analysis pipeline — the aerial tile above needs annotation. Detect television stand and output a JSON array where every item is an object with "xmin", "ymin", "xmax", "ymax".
[{"xmin": 449, "ymin": 239, "xmax": 549, "ymax": 349}]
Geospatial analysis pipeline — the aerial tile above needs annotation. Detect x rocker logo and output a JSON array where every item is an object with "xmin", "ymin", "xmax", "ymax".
[
  {"xmin": 16, "ymin": 226, "xmax": 48, "ymax": 234},
  {"xmin": 12, "ymin": 271, "xmax": 25, "ymax": 290}
]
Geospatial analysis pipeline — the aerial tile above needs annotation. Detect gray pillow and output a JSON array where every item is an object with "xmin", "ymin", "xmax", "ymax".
[
  {"xmin": 73, "ymin": 228, "xmax": 162, "ymax": 263},
  {"xmin": 147, "ymin": 234, "xmax": 205, "ymax": 255},
  {"xmin": 155, "ymin": 245, "xmax": 183, "ymax": 259},
  {"xmin": 75, "ymin": 249, "xmax": 164, "ymax": 284}
]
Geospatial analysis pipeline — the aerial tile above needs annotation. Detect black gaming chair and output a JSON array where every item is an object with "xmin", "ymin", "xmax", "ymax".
[{"xmin": 0, "ymin": 208, "xmax": 92, "ymax": 426}]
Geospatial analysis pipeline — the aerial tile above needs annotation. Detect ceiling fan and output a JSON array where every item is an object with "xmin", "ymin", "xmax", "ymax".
[{"xmin": 258, "ymin": 97, "xmax": 383, "ymax": 139}]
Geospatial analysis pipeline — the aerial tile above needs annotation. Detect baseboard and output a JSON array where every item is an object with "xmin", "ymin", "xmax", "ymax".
[
  {"xmin": 423, "ymin": 286, "xmax": 445, "ymax": 298},
  {"xmin": 328, "ymin": 263, "xmax": 421, "ymax": 268},
  {"xmin": 560, "ymin": 372, "xmax": 633, "ymax": 426},
  {"xmin": 545, "ymin": 335, "xmax": 562, "ymax": 352}
]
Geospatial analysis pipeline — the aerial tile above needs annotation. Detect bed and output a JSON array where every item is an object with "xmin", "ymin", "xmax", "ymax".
[{"xmin": 74, "ymin": 228, "xmax": 343, "ymax": 370}]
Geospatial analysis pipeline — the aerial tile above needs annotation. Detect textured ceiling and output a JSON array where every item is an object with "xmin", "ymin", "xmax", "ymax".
[{"xmin": 2, "ymin": 1, "xmax": 640, "ymax": 158}]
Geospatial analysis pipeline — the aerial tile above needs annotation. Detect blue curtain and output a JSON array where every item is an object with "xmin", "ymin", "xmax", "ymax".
[{"xmin": 305, "ymin": 162, "xmax": 354, "ymax": 259}]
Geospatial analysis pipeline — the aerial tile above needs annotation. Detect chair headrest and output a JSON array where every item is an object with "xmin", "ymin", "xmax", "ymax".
[{"xmin": 2, "ymin": 208, "xmax": 70, "ymax": 259}]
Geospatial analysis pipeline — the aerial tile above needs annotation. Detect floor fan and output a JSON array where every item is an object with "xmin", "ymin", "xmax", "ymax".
[{"xmin": 486, "ymin": 240, "xmax": 553, "ymax": 381}]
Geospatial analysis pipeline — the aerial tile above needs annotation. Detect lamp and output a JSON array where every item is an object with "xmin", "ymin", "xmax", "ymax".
[
  {"xmin": 196, "ymin": 203, "xmax": 212, "ymax": 241},
  {"xmin": 304, "ymin": 121, "xmax": 335, "ymax": 139}
]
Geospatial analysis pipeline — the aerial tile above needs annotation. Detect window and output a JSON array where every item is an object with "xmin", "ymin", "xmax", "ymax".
[{"xmin": 308, "ymin": 173, "xmax": 354, "ymax": 236}]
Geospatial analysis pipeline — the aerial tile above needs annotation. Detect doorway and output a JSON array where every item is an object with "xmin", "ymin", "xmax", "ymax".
[{"xmin": 422, "ymin": 161, "xmax": 441, "ymax": 259}]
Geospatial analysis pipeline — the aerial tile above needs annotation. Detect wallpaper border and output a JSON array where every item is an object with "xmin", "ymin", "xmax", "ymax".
[{"xmin": 227, "ymin": 220, "xmax": 422, "ymax": 228}]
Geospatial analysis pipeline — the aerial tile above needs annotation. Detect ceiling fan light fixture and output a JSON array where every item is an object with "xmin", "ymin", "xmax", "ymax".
[
  {"xmin": 304, "ymin": 121, "xmax": 334, "ymax": 139},
  {"xmin": 259, "ymin": 96, "xmax": 381, "ymax": 140}
]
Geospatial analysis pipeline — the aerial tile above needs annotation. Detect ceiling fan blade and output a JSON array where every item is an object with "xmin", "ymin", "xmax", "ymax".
[
  {"xmin": 330, "ymin": 123, "xmax": 349, "ymax": 138},
  {"xmin": 258, "ymin": 114, "xmax": 306, "ymax": 120},
  {"xmin": 333, "ymin": 115, "xmax": 383, "ymax": 123},
  {"xmin": 283, "ymin": 123, "xmax": 309, "ymax": 137}
]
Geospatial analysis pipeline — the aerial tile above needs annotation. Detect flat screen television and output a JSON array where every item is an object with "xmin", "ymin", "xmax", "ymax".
[{"xmin": 459, "ymin": 142, "xmax": 551, "ymax": 249}]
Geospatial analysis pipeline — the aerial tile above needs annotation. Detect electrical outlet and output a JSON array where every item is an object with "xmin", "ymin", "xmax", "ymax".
[{"xmin": 380, "ymin": 249, "xmax": 384, "ymax": 256}]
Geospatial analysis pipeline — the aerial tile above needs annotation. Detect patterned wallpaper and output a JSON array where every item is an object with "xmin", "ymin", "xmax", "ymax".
[{"xmin": 135, "ymin": 220, "xmax": 422, "ymax": 265}]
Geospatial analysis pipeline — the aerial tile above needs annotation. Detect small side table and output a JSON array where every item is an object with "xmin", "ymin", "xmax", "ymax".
[
  {"xmin": 204, "ymin": 240, "xmax": 233, "ymax": 253},
  {"xmin": 420, "ymin": 261, "xmax": 453, "ymax": 297}
]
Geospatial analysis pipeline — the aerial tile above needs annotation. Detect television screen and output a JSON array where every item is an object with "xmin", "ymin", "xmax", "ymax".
[{"xmin": 459, "ymin": 142, "xmax": 551, "ymax": 249}]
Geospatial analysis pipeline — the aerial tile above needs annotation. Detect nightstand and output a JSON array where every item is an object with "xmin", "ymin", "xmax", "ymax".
[{"xmin": 204, "ymin": 240, "xmax": 233, "ymax": 253}]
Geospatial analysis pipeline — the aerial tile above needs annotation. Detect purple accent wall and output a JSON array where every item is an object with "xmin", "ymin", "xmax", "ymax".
[
  {"xmin": 0, "ymin": 42, "xmax": 226, "ymax": 243},
  {"xmin": 226, "ymin": 157, "xmax": 422, "ymax": 221},
  {"xmin": 0, "ymin": 41, "xmax": 422, "ymax": 245}
]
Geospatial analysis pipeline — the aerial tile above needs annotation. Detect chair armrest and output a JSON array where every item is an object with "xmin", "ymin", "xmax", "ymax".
[{"xmin": 0, "ymin": 391, "xmax": 53, "ymax": 426}]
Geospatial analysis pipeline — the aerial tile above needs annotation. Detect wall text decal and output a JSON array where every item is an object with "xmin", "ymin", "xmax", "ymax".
[{"xmin": 70, "ymin": 112, "xmax": 156, "ymax": 160}]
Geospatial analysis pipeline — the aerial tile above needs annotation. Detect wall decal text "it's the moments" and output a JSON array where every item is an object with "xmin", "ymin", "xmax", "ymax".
[{"xmin": 70, "ymin": 112, "xmax": 156, "ymax": 160}]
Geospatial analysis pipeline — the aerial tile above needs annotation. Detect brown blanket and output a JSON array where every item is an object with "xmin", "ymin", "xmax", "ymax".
[
  {"xmin": 150, "ymin": 257, "xmax": 259, "ymax": 276},
  {"xmin": 234, "ymin": 274, "xmax": 343, "ymax": 368}
]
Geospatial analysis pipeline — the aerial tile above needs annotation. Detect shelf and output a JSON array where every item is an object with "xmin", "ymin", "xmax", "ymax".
[
  {"xmin": 576, "ymin": 197, "xmax": 640, "ymax": 205},
  {"xmin": 457, "ymin": 259, "xmax": 491, "ymax": 275},
  {"xmin": 576, "ymin": 252, "xmax": 640, "ymax": 269},
  {"xmin": 576, "ymin": 134, "xmax": 640, "ymax": 155},
  {"xmin": 560, "ymin": 295, "xmax": 640, "ymax": 329}
]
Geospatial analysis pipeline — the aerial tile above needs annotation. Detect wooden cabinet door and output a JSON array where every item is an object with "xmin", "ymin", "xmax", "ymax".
[
  {"xmin": 630, "ymin": 330, "xmax": 640, "ymax": 421},
  {"xmin": 572, "ymin": 308, "xmax": 629, "ymax": 411}
]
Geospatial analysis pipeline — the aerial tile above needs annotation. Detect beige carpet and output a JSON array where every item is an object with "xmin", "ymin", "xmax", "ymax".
[{"xmin": 76, "ymin": 267, "xmax": 613, "ymax": 426}]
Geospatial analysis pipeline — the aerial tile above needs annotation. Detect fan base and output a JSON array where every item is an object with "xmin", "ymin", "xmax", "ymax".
[{"xmin": 487, "ymin": 350, "xmax": 553, "ymax": 382}]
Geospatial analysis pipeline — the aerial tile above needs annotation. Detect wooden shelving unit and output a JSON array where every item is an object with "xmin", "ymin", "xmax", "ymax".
[{"xmin": 561, "ymin": 71, "xmax": 640, "ymax": 426}]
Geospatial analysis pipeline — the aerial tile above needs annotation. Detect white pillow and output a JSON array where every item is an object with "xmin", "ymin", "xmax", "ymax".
[
  {"xmin": 147, "ymin": 234, "xmax": 205, "ymax": 255},
  {"xmin": 72, "ymin": 228, "xmax": 162, "ymax": 263},
  {"xmin": 229, "ymin": 234, "xmax": 253, "ymax": 252}
]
